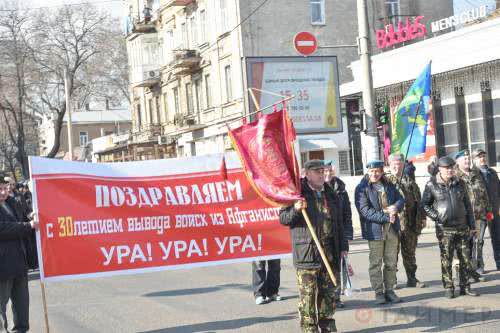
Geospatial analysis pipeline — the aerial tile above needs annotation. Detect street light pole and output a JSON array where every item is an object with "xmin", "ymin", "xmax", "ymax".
[
  {"xmin": 64, "ymin": 69, "xmax": 74, "ymax": 161},
  {"xmin": 357, "ymin": 0, "xmax": 379, "ymax": 164}
]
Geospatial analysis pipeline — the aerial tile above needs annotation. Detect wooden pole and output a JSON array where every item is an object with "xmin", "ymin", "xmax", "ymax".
[
  {"xmin": 39, "ymin": 280, "xmax": 50, "ymax": 333},
  {"xmin": 248, "ymin": 88, "xmax": 261, "ymax": 110},
  {"xmin": 301, "ymin": 209, "xmax": 337, "ymax": 287}
]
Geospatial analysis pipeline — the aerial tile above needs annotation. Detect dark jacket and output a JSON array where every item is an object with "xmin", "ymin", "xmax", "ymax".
[
  {"xmin": 328, "ymin": 177, "xmax": 353, "ymax": 246},
  {"xmin": 280, "ymin": 178, "xmax": 347, "ymax": 269},
  {"xmin": 421, "ymin": 175, "xmax": 475, "ymax": 230},
  {"xmin": 478, "ymin": 165, "xmax": 500, "ymax": 219},
  {"xmin": 354, "ymin": 175, "xmax": 405, "ymax": 241},
  {"xmin": 0, "ymin": 197, "xmax": 32, "ymax": 280}
]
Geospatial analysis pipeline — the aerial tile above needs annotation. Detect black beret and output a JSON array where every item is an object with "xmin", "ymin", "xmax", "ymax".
[
  {"xmin": 472, "ymin": 148, "xmax": 486, "ymax": 158},
  {"xmin": 304, "ymin": 159, "xmax": 327, "ymax": 170}
]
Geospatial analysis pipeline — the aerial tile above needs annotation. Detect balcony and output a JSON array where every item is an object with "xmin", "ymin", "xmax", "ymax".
[
  {"xmin": 170, "ymin": 49, "xmax": 201, "ymax": 76},
  {"xmin": 163, "ymin": 0, "xmax": 195, "ymax": 9}
]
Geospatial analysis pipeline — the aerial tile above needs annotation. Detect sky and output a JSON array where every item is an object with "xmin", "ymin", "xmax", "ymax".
[{"xmin": 17, "ymin": 0, "xmax": 126, "ymax": 17}]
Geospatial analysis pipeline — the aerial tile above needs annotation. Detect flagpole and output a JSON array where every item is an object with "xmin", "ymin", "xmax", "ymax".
[
  {"xmin": 301, "ymin": 210, "xmax": 338, "ymax": 287},
  {"xmin": 399, "ymin": 96, "xmax": 423, "ymax": 183}
]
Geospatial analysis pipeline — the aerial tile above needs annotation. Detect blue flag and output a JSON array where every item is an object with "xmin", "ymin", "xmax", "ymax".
[{"xmin": 391, "ymin": 62, "xmax": 432, "ymax": 159}]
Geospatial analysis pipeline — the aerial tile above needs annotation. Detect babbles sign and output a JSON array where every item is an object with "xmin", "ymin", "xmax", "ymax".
[{"xmin": 30, "ymin": 153, "xmax": 292, "ymax": 281}]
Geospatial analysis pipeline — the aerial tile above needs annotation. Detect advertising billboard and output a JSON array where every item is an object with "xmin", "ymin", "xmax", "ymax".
[{"xmin": 246, "ymin": 56, "xmax": 342, "ymax": 134}]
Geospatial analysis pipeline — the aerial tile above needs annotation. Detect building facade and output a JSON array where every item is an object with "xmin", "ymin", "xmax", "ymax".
[
  {"xmin": 125, "ymin": 0, "xmax": 363, "ymax": 174},
  {"xmin": 341, "ymin": 2, "xmax": 500, "ymax": 172}
]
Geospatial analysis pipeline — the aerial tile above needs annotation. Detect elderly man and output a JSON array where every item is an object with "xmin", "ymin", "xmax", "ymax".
[
  {"xmin": 386, "ymin": 153, "xmax": 426, "ymax": 288},
  {"xmin": 355, "ymin": 160, "xmax": 405, "ymax": 304},
  {"xmin": 473, "ymin": 148, "xmax": 500, "ymax": 271},
  {"xmin": 422, "ymin": 156, "xmax": 479, "ymax": 298},
  {"xmin": 324, "ymin": 163, "xmax": 353, "ymax": 308},
  {"xmin": 1, "ymin": 174, "xmax": 38, "ymax": 333},
  {"xmin": 454, "ymin": 149, "xmax": 488, "ymax": 281},
  {"xmin": 280, "ymin": 160, "xmax": 346, "ymax": 333}
]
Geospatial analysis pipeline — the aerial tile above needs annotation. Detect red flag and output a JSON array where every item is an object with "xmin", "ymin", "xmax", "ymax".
[{"xmin": 228, "ymin": 109, "xmax": 301, "ymax": 206}]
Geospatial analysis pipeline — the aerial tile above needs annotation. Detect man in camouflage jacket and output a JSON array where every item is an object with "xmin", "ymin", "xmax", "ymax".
[
  {"xmin": 455, "ymin": 149, "xmax": 490, "ymax": 278},
  {"xmin": 386, "ymin": 153, "xmax": 426, "ymax": 288}
]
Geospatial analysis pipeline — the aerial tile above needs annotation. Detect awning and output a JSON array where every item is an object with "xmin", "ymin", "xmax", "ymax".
[{"xmin": 299, "ymin": 139, "xmax": 337, "ymax": 152}]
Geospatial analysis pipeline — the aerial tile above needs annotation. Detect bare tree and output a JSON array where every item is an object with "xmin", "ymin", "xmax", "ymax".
[
  {"xmin": 28, "ymin": 4, "xmax": 111, "ymax": 158},
  {"xmin": 0, "ymin": 5, "xmax": 35, "ymax": 178}
]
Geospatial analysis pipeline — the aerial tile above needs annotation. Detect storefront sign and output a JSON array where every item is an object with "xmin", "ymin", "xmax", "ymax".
[
  {"xmin": 31, "ymin": 153, "xmax": 292, "ymax": 281},
  {"xmin": 431, "ymin": 5, "xmax": 487, "ymax": 33},
  {"xmin": 246, "ymin": 57, "xmax": 342, "ymax": 133},
  {"xmin": 376, "ymin": 16, "xmax": 426, "ymax": 49}
]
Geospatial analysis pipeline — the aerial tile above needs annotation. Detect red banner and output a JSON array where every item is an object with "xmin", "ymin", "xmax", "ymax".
[
  {"xmin": 229, "ymin": 109, "xmax": 301, "ymax": 207},
  {"xmin": 30, "ymin": 154, "xmax": 291, "ymax": 281}
]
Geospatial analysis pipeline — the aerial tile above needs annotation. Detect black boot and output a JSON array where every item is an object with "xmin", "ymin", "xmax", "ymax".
[{"xmin": 460, "ymin": 286, "xmax": 479, "ymax": 296}]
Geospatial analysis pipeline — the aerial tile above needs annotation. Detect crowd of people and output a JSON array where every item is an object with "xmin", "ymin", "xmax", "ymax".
[
  {"xmin": 0, "ymin": 174, "xmax": 38, "ymax": 333},
  {"xmin": 2, "ymin": 148, "xmax": 500, "ymax": 333},
  {"xmin": 257, "ymin": 148, "xmax": 499, "ymax": 333}
]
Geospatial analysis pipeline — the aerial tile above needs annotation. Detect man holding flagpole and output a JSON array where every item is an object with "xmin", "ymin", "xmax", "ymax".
[{"xmin": 280, "ymin": 160, "xmax": 345, "ymax": 333}]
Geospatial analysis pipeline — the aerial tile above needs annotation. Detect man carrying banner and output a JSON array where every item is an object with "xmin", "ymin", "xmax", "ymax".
[
  {"xmin": 355, "ymin": 160, "xmax": 405, "ymax": 304},
  {"xmin": 386, "ymin": 153, "xmax": 426, "ymax": 288},
  {"xmin": 421, "ymin": 156, "xmax": 479, "ymax": 298},
  {"xmin": 280, "ymin": 159, "xmax": 345, "ymax": 333},
  {"xmin": 324, "ymin": 163, "xmax": 352, "ymax": 308},
  {"xmin": 473, "ymin": 148, "xmax": 500, "ymax": 271},
  {"xmin": 0, "ymin": 173, "xmax": 39, "ymax": 333}
]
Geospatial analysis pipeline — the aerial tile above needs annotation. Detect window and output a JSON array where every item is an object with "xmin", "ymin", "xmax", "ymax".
[
  {"xmin": 163, "ymin": 92, "xmax": 169, "ymax": 123},
  {"xmin": 79, "ymin": 131, "xmax": 88, "ymax": 147},
  {"xmin": 181, "ymin": 22, "xmax": 188, "ymax": 48},
  {"xmin": 224, "ymin": 65, "xmax": 232, "ymax": 102},
  {"xmin": 220, "ymin": 0, "xmax": 228, "ymax": 32},
  {"xmin": 205, "ymin": 74, "xmax": 212, "ymax": 108},
  {"xmin": 165, "ymin": 30, "xmax": 174, "ymax": 61},
  {"xmin": 200, "ymin": 10, "xmax": 207, "ymax": 43},
  {"xmin": 173, "ymin": 87, "xmax": 180, "ymax": 114},
  {"xmin": 338, "ymin": 151, "xmax": 350, "ymax": 174},
  {"xmin": 190, "ymin": 16, "xmax": 197, "ymax": 47},
  {"xmin": 194, "ymin": 78, "xmax": 202, "ymax": 113},
  {"xmin": 136, "ymin": 104, "xmax": 142, "ymax": 129},
  {"xmin": 310, "ymin": 0, "xmax": 325, "ymax": 25},
  {"xmin": 155, "ymin": 96, "xmax": 161, "ymax": 124},
  {"xmin": 385, "ymin": 0, "xmax": 400, "ymax": 26},
  {"xmin": 186, "ymin": 83, "xmax": 193, "ymax": 114},
  {"xmin": 148, "ymin": 99, "xmax": 153, "ymax": 124}
]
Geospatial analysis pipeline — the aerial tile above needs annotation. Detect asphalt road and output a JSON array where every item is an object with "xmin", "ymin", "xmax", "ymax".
[{"xmin": 13, "ymin": 231, "xmax": 500, "ymax": 332}]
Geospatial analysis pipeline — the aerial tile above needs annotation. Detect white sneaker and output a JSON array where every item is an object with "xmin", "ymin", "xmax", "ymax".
[
  {"xmin": 267, "ymin": 294, "xmax": 282, "ymax": 302},
  {"xmin": 255, "ymin": 296, "xmax": 266, "ymax": 305}
]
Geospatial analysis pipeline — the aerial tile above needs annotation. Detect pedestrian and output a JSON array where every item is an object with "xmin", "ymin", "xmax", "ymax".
[
  {"xmin": 252, "ymin": 259, "xmax": 281, "ymax": 305},
  {"xmin": 403, "ymin": 160, "xmax": 416, "ymax": 181},
  {"xmin": 427, "ymin": 156, "xmax": 439, "ymax": 177},
  {"xmin": 385, "ymin": 153, "xmax": 426, "ymax": 288},
  {"xmin": 472, "ymin": 148, "xmax": 500, "ymax": 271},
  {"xmin": 454, "ymin": 149, "xmax": 489, "ymax": 280},
  {"xmin": 355, "ymin": 160, "xmax": 405, "ymax": 304},
  {"xmin": 280, "ymin": 159, "xmax": 345, "ymax": 333},
  {"xmin": 324, "ymin": 163, "xmax": 353, "ymax": 308},
  {"xmin": 421, "ymin": 156, "xmax": 479, "ymax": 298},
  {"xmin": 1, "ymin": 173, "xmax": 39, "ymax": 333}
]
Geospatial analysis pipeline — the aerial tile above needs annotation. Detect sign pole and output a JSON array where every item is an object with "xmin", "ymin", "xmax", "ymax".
[
  {"xmin": 40, "ymin": 281, "xmax": 50, "ymax": 333},
  {"xmin": 357, "ymin": 0, "xmax": 379, "ymax": 164}
]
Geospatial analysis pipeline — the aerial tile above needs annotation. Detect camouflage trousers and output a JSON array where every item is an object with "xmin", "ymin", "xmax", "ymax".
[
  {"xmin": 436, "ymin": 227, "xmax": 473, "ymax": 289},
  {"xmin": 399, "ymin": 230, "xmax": 418, "ymax": 280},
  {"xmin": 296, "ymin": 266, "xmax": 336, "ymax": 333}
]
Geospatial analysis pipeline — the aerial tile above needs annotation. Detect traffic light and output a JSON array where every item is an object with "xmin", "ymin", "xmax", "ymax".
[
  {"xmin": 350, "ymin": 110, "xmax": 364, "ymax": 133},
  {"xmin": 376, "ymin": 103, "xmax": 389, "ymax": 126}
]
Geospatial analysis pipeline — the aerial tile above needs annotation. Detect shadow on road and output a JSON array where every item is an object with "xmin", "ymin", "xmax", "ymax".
[
  {"xmin": 143, "ymin": 283, "xmax": 295, "ymax": 298},
  {"xmin": 137, "ymin": 313, "xmax": 297, "ymax": 333}
]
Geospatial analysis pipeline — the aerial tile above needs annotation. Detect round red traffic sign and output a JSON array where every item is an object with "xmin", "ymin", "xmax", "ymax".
[{"xmin": 293, "ymin": 31, "xmax": 317, "ymax": 56}]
